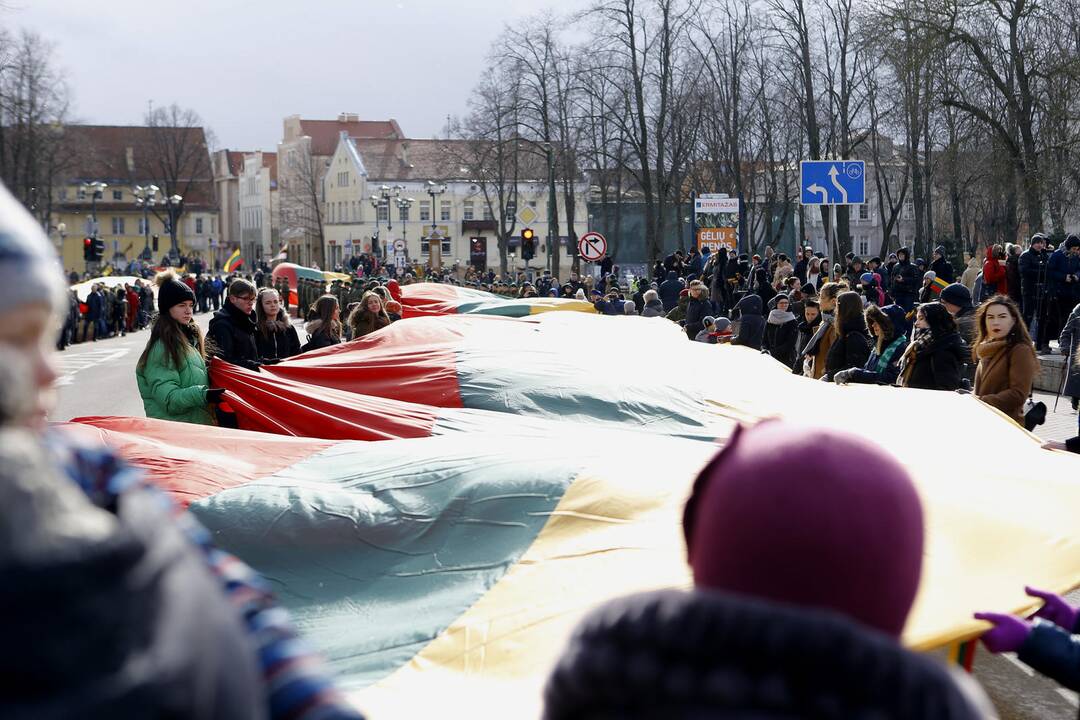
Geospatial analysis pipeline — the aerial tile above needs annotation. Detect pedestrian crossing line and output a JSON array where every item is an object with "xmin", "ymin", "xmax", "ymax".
[{"xmin": 55, "ymin": 348, "xmax": 130, "ymax": 387}]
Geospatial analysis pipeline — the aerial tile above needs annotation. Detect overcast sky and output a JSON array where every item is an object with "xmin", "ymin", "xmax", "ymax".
[{"xmin": 6, "ymin": 0, "xmax": 584, "ymax": 152}]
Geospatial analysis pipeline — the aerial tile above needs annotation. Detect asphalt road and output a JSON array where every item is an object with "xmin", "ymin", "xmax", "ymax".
[{"xmin": 47, "ymin": 314, "xmax": 1080, "ymax": 719}]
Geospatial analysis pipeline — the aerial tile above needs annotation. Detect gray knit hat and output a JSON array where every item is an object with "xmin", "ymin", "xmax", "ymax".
[{"xmin": 0, "ymin": 183, "xmax": 64, "ymax": 314}]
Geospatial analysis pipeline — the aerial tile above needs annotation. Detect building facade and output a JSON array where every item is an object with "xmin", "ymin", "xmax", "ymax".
[
  {"xmin": 239, "ymin": 151, "xmax": 279, "ymax": 264},
  {"xmin": 276, "ymin": 113, "xmax": 404, "ymax": 268},
  {"xmin": 212, "ymin": 149, "xmax": 249, "ymax": 267},
  {"xmin": 50, "ymin": 125, "xmax": 219, "ymax": 274},
  {"xmin": 322, "ymin": 132, "xmax": 590, "ymax": 275}
]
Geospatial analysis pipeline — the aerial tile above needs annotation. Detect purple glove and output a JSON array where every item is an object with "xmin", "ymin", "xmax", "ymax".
[
  {"xmin": 973, "ymin": 612, "xmax": 1032, "ymax": 653},
  {"xmin": 1026, "ymin": 585, "xmax": 1080, "ymax": 630}
]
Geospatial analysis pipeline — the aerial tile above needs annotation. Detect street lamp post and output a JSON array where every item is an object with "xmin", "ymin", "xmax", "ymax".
[
  {"xmin": 368, "ymin": 185, "xmax": 402, "ymax": 259},
  {"xmin": 163, "ymin": 193, "xmax": 183, "ymax": 261},
  {"xmin": 425, "ymin": 181, "xmax": 447, "ymax": 270},
  {"xmin": 395, "ymin": 196, "xmax": 415, "ymax": 256},
  {"xmin": 133, "ymin": 184, "xmax": 159, "ymax": 261}
]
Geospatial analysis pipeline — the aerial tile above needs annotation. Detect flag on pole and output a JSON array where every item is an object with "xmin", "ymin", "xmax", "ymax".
[
  {"xmin": 223, "ymin": 248, "xmax": 243, "ymax": 273},
  {"xmin": 273, "ymin": 242, "xmax": 288, "ymax": 262}
]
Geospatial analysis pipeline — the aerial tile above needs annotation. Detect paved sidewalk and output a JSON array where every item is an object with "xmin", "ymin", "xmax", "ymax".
[{"xmin": 1032, "ymin": 389, "xmax": 1077, "ymax": 443}]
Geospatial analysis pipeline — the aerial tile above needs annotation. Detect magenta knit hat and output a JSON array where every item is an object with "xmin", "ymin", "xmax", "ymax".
[{"xmin": 683, "ymin": 419, "xmax": 924, "ymax": 637}]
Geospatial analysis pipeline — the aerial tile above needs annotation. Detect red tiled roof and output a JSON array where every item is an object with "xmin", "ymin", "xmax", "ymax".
[
  {"xmin": 299, "ymin": 118, "xmax": 403, "ymax": 156},
  {"xmin": 226, "ymin": 150, "xmax": 248, "ymax": 176},
  {"xmin": 350, "ymin": 138, "xmax": 550, "ymax": 183},
  {"xmin": 59, "ymin": 125, "xmax": 217, "ymax": 209}
]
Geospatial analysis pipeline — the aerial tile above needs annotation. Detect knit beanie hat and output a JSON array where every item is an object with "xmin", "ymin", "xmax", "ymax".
[
  {"xmin": 155, "ymin": 270, "xmax": 195, "ymax": 314},
  {"xmin": 0, "ymin": 183, "xmax": 65, "ymax": 314},
  {"xmin": 939, "ymin": 283, "xmax": 972, "ymax": 309},
  {"xmin": 713, "ymin": 317, "xmax": 732, "ymax": 334},
  {"xmin": 683, "ymin": 420, "xmax": 924, "ymax": 637}
]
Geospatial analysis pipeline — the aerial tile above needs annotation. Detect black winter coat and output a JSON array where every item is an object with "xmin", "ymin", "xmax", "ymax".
[
  {"xmin": 255, "ymin": 323, "xmax": 301, "ymax": 362},
  {"xmin": 890, "ymin": 260, "xmax": 919, "ymax": 303},
  {"xmin": 763, "ymin": 316, "xmax": 798, "ymax": 368},
  {"xmin": 208, "ymin": 302, "xmax": 260, "ymax": 370},
  {"xmin": 300, "ymin": 323, "xmax": 341, "ymax": 354},
  {"xmin": 1019, "ymin": 248, "xmax": 1049, "ymax": 297},
  {"xmin": 931, "ymin": 256, "xmax": 955, "ymax": 284},
  {"xmin": 825, "ymin": 328, "xmax": 872, "ymax": 381},
  {"xmin": 658, "ymin": 271, "xmax": 683, "ymax": 312},
  {"xmin": 903, "ymin": 331, "xmax": 967, "ymax": 391},
  {"xmin": 543, "ymin": 589, "xmax": 988, "ymax": 720},
  {"xmin": 684, "ymin": 297, "xmax": 714, "ymax": 341},
  {"xmin": 732, "ymin": 294, "xmax": 765, "ymax": 350}
]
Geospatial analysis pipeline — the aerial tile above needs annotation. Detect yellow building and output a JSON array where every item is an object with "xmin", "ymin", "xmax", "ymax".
[{"xmin": 50, "ymin": 125, "xmax": 220, "ymax": 275}]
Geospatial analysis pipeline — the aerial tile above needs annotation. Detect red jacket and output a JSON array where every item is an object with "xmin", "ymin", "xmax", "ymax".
[{"xmin": 983, "ymin": 246, "xmax": 1007, "ymax": 297}]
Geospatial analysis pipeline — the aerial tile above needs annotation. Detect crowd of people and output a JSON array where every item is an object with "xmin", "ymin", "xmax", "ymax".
[{"xmin": 7, "ymin": 161, "xmax": 1080, "ymax": 715}]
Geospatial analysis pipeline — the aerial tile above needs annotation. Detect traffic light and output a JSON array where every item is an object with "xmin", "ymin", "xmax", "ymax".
[
  {"xmin": 93, "ymin": 238, "xmax": 106, "ymax": 260},
  {"xmin": 521, "ymin": 228, "xmax": 535, "ymax": 261},
  {"xmin": 83, "ymin": 237, "xmax": 93, "ymax": 261}
]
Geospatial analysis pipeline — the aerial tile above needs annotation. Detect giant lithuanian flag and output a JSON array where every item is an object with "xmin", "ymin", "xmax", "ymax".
[{"xmin": 63, "ymin": 309, "xmax": 1080, "ymax": 718}]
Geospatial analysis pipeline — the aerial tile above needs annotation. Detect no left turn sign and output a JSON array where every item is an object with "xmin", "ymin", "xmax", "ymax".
[{"xmin": 578, "ymin": 232, "xmax": 607, "ymax": 262}]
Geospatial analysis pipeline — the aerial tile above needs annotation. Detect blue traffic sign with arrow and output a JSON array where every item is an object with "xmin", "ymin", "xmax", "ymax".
[{"xmin": 800, "ymin": 160, "xmax": 865, "ymax": 205}]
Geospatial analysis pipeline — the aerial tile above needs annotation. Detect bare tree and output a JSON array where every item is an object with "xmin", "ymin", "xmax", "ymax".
[
  {"xmin": 141, "ymin": 104, "xmax": 214, "ymax": 255},
  {"xmin": 0, "ymin": 29, "xmax": 72, "ymax": 227},
  {"xmin": 277, "ymin": 141, "xmax": 326, "ymax": 267},
  {"xmin": 449, "ymin": 66, "xmax": 523, "ymax": 276}
]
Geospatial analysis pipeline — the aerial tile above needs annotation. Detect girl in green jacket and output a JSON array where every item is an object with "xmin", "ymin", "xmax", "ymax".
[{"xmin": 136, "ymin": 271, "xmax": 224, "ymax": 425}]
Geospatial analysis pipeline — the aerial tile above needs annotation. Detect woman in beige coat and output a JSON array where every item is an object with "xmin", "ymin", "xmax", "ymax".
[{"xmin": 972, "ymin": 295, "xmax": 1038, "ymax": 426}]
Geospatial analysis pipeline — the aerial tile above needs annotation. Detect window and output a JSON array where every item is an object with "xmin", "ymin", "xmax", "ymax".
[
  {"xmin": 138, "ymin": 217, "xmax": 148, "ymax": 235},
  {"xmin": 112, "ymin": 190, "xmax": 122, "ymax": 201},
  {"xmin": 463, "ymin": 200, "xmax": 474, "ymax": 221},
  {"xmin": 903, "ymin": 202, "xmax": 914, "ymax": 220},
  {"xmin": 59, "ymin": 187, "xmax": 68, "ymax": 201},
  {"xmin": 420, "ymin": 201, "xmax": 431, "ymax": 222},
  {"xmin": 506, "ymin": 200, "xmax": 517, "ymax": 218},
  {"xmin": 399, "ymin": 204, "xmax": 410, "ymax": 222},
  {"xmin": 111, "ymin": 217, "xmax": 125, "ymax": 234},
  {"xmin": 421, "ymin": 237, "xmax": 453, "ymax": 255},
  {"xmin": 859, "ymin": 204, "xmax": 869, "ymax": 221},
  {"xmin": 528, "ymin": 200, "xmax": 538, "ymax": 209},
  {"xmin": 377, "ymin": 202, "xmax": 389, "ymax": 221},
  {"xmin": 352, "ymin": 201, "xmax": 358, "ymax": 222},
  {"xmin": 440, "ymin": 200, "xmax": 451, "ymax": 221},
  {"xmin": 482, "ymin": 204, "xmax": 493, "ymax": 221},
  {"xmin": 195, "ymin": 217, "xmax": 204, "ymax": 234},
  {"xmin": 857, "ymin": 236, "xmax": 869, "ymax": 256}
]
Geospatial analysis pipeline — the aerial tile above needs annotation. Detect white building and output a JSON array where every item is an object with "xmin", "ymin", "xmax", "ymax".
[
  {"xmin": 322, "ymin": 132, "xmax": 590, "ymax": 274},
  {"xmin": 239, "ymin": 151, "xmax": 279, "ymax": 264}
]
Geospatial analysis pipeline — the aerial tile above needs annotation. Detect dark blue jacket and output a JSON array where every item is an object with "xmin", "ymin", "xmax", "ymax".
[
  {"xmin": 592, "ymin": 298, "xmax": 624, "ymax": 316},
  {"xmin": 732, "ymin": 294, "xmax": 765, "ymax": 350},
  {"xmin": 658, "ymin": 271, "xmax": 683, "ymax": 312},
  {"xmin": 1017, "ymin": 619, "xmax": 1080, "ymax": 691},
  {"xmin": 86, "ymin": 290, "xmax": 103, "ymax": 321},
  {"xmin": 544, "ymin": 589, "xmax": 987, "ymax": 719},
  {"xmin": 1019, "ymin": 247, "xmax": 1049, "ymax": 296}
]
